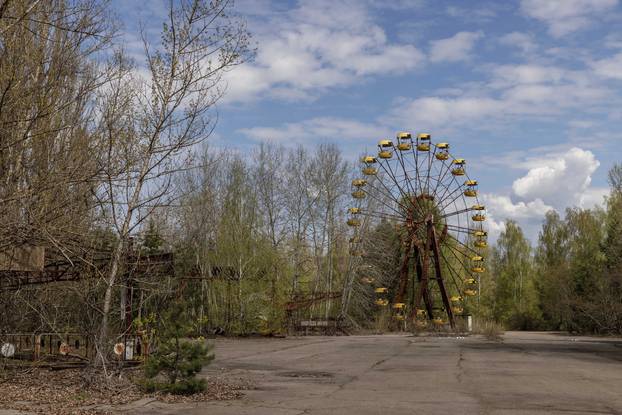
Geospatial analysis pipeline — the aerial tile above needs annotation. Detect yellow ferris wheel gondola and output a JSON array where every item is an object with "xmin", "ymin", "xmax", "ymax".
[
  {"xmin": 396, "ymin": 132, "xmax": 412, "ymax": 151},
  {"xmin": 464, "ymin": 180, "xmax": 478, "ymax": 197},
  {"xmin": 473, "ymin": 230, "xmax": 488, "ymax": 248},
  {"xmin": 417, "ymin": 133, "xmax": 431, "ymax": 151},
  {"xmin": 378, "ymin": 139, "xmax": 393, "ymax": 159},
  {"xmin": 362, "ymin": 156, "xmax": 378, "ymax": 175},
  {"xmin": 352, "ymin": 190, "xmax": 365, "ymax": 199},
  {"xmin": 472, "ymin": 212, "xmax": 486, "ymax": 222},
  {"xmin": 347, "ymin": 218, "xmax": 360, "ymax": 227},
  {"xmin": 451, "ymin": 159, "xmax": 466, "ymax": 176},
  {"xmin": 435, "ymin": 142, "xmax": 450, "ymax": 160},
  {"xmin": 471, "ymin": 255, "xmax": 485, "ymax": 273}
]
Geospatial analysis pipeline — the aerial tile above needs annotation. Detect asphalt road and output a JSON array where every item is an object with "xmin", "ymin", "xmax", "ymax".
[{"xmin": 127, "ymin": 332, "xmax": 622, "ymax": 415}]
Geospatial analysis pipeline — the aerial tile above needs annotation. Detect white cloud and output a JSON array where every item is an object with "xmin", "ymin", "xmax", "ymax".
[
  {"xmin": 579, "ymin": 187, "xmax": 609, "ymax": 209},
  {"xmin": 428, "ymin": 31, "xmax": 483, "ymax": 63},
  {"xmin": 385, "ymin": 96, "xmax": 501, "ymax": 131},
  {"xmin": 498, "ymin": 32, "xmax": 537, "ymax": 54},
  {"xmin": 446, "ymin": 6, "xmax": 497, "ymax": 23},
  {"xmin": 480, "ymin": 194, "xmax": 553, "ymax": 241},
  {"xmin": 520, "ymin": 0, "xmax": 619, "ymax": 37},
  {"xmin": 366, "ymin": 0, "xmax": 426, "ymax": 10},
  {"xmin": 480, "ymin": 148, "xmax": 604, "ymax": 241},
  {"xmin": 223, "ymin": 0, "xmax": 424, "ymax": 103},
  {"xmin": 512, "ymin": 147, "xmax": 600, "ymax": 208},
  {"xmin": 239, "ymin": 117, "xmax": 390, "ymax": 146},
  {"xmin": 604, "ymin": 33, "xmax": 622, "ymax": 49},
  {"xmin": 590, "ymin": 53, "xmax": 622, "ymax": 80},
  {"xmin": 482, "ymin": 194, "xmax": 554, "ymax": 220},
  {"xmin": 385, "ymin": 63, "xmax": 609, "ymax": 131},
  {"xmin": 489, "ymin": 64, "xmax": 566, "ymax": 86}
]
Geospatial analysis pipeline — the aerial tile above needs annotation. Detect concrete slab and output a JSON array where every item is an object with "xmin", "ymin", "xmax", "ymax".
[{"xmin": 120, "ymin": 332, "xmax": 622, "ymax": 414}]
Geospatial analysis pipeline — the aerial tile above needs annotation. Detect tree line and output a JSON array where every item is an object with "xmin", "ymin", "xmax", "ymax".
[
  {"xmin": 2, "ymin": 2, "xmax": 621, "ymax": 372},
  {"xmin": 478, "ymin": 165, "xmax": 622, "ymax": 334}
]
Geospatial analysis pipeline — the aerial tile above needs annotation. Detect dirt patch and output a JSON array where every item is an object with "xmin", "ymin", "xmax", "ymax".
[{"xmin": 0, "ymin": 367, "xmax": 252, "ymax": 414}]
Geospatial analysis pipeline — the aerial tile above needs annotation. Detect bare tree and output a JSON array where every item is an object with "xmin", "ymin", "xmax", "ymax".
[
  {"xmin": 94, "ymin": 0, "xmax": 251, "ymax": 364},
  {"xmin": 252, "ymin": 142, "xmax": 286, "ymax": 326},
  {"xmin": 0, "ymin": 0, "xmax": 114, "ymax": 254}
]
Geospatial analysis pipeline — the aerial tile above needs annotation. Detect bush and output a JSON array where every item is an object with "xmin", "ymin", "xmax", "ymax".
[
  {"xmin": 474, "ymin": 320, "xmax": 505, "ymax": 341},
  {"xmin": 142, "ymin": 304, "xmax": 214, "ymax": 395}
]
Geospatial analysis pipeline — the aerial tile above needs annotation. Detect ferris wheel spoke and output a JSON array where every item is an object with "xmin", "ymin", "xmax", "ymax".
[
  {"xmin": 442, "ymin": 238, "xmax": 473, "ymax": 259},
  {"xmin": 440, "ymin": 206, "xmax": 479, "ymax": 219},
  {"xmin": 363, "ymin": 178, "xmax": 410, "ymax": 216},
  {"xmin": 393, "ymin": 152, "xmax": 431, "ymax": 220},
  {"xmin": 435, "ymin": 156, "xmax": 465, "ymax": 205},
  {"xmin": 425, "ymin": 146, "xmax": 435, "ymax": 195},
  {"xmin": 445, "ymin": 224, "xmax": 479, "ymax": 234},
  {"xmin": 377, "ymin": 160, "xmax": 427, "ymax": 218},
  {"xmin": 444, "ymin": 232, "xmax": 481, "ymax": 256},
  {"xmin": 442, "ymin": 243, "xmax": 469, "ymax": 275},
  {"xmin": 430, "ymin": 156, "xmax": 452, "ymax": 200},
  {"xmin": 436, "ymin": 170, "xmax": 466, "ymax": 206},
  {"xmin": 398, "ymin": 141, "xmax": 434, "ymax": 218},
  {"xmin": 438, "ymin": 247, "xmax": 463, "ymax": 288},
  {"xmin": 410, "ymin": 140, "xmax": 426, "ymax": 198},
  {"xmin": 356, "ymin": 210, "xmax": 404, "ymax": 222},
  {"xmin": 381, "ymin": 159, "xmax": 413, "ymax": 201},
  {"xmin": 439, "ymin": 249, "xmax": 467, "ymax": 291},
  {"xmin": 395, "ymin": 148, "xmax": 420, "ymax": 200},
  {"xmin": 437, "ymin": 183, "xmax": 469, "ymax": 213}
]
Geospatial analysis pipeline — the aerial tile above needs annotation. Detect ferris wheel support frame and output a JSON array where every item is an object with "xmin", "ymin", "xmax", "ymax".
[{"xmin": 393, "ymin": 205, "xmax": 457, "ymax": 329}]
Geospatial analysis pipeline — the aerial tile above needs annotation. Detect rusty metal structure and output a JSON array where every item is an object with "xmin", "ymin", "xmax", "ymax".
[
  {"xmin": 0, "ymin": 245, "xmax": 174, "ymax": 364},
  {"xmin": 0, "ymin": 249, "xmax": 175, "ymax": 291},
  {"xmin": 0, "ymin": 332, "xmax": 147, "ymax": 364},
  {"xmin": 346, "ymin": 133, "xmax": 487, "ymax": 330},
  {"xmin": 285, "ymin": 291, "xmax": 344, "ymax": 335}
]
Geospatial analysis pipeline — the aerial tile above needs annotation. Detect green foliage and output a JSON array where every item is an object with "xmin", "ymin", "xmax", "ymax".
[
  {"xmin": 487, "ymin": 220, "xmax": 542, "ymax": 329},
  {"xmin": 478, "ymin": 165, "xmax": 622, "ymax": 334},
  {"xmin": 534, "ymin": 211, "xmax": 571, "ymax": 329},
  {"xmin": 143, "ymin": 304, "xmax": 214, "ymax": 395},
  {"xmin": 142, "ymin": 219, "xmax": 164, "ymax": 254},
  {"xmin": 473, "ymin": 320, "xmax": 504, "ymax": 341}
]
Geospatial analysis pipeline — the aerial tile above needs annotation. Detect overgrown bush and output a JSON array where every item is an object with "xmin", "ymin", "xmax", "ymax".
[
  {"xmin": 474, "ymin": 320, "xmax": 505, "ymax": 341},
  {"xmin": 142, "ymin": 305, "xmax": 214, "ymax": 395}
]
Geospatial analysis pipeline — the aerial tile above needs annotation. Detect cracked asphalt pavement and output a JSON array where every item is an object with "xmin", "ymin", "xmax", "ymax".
[{"xmin": 126, "ymin": 332, "xmax": 622, "ymax": 414}]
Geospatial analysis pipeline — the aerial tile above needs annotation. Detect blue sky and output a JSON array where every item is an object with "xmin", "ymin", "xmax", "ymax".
[{"xmin": 113, "ymin": 0, "xmax": 622, "ymax": 241}]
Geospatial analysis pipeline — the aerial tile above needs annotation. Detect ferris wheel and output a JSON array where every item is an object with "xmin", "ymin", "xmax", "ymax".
[{"xmin": 346, "ymin": 132, "xmax": 487, "ymax": 330}]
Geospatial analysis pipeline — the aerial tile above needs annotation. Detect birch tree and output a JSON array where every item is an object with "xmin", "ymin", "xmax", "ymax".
[{"xmin": 94, "ymin": 0, "xmax": 250, "ymax": 364}]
